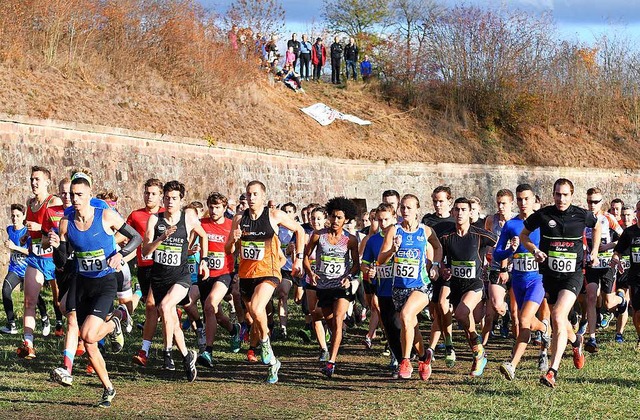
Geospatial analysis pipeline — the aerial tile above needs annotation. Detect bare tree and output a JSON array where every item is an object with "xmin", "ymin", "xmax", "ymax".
[
  {"xmin": 323, "ymin": 0, "xmax": 390, "ymax": 38},
  {"xmin": 224, "ymin": 0, "xmax": 285, "ymax": 36}
]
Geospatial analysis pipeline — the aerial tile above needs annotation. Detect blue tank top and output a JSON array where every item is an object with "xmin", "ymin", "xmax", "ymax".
[
  {"xmin": 392, "ymin": 224, "xmax": 430, "ymax": 289},
  {"xmin": 7, "ymin": 225, "xmax": 28, "ymax": 277},
  {"xmin": 361, "ymin": 231, "xmax": 393, "ymax": 297},
  {"xmin": 66, "ymin": 207, "xmax": 117, "ymax": 278}
]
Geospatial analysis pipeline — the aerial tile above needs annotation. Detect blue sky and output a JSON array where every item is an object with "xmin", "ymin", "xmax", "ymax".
[{"xmin": 200, "ymin": 0, "xmax": 640, "ymax": 43}]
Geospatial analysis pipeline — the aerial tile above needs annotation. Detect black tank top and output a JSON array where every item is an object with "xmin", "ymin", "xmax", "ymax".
[{"xmin": 150, "ymin": 211, "xmax": 190, "ymax": 283}]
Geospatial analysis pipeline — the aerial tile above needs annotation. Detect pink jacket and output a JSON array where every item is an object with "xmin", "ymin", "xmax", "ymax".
[{"xmin": 285, "ymin": 50, "xmax": 296, "ymax": 65}]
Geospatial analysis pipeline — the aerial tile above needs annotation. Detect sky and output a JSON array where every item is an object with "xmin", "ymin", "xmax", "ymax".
[{"xmin": 200, "ymin": 0, "xmax": 640, "ymax": 43}]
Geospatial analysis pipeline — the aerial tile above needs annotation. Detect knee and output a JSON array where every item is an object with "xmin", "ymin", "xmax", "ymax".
[
  {"xmin": 454, "ymin": 306, "xmax": 469, "ymax": 322},
  {"xmin": 204, "ymin": 301, "xmax": 216, "ymax": 317},
  {"xmin": 400, "ymin": 311, "xmax": 414, "ymax": 327},
  {"xmin": 586, "ymin": 286, "xmax": 598, "ymax": 300}
]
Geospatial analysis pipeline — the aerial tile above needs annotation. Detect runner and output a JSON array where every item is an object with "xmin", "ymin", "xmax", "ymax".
[
  {"xmin": 275, "ymin": 201, "xmax": 298, "ymax": 340},
  {"xmin": 440, "ymin": 197, "xmax": 496, "ymax": 377},
  {"xmin": 141, "ymin": 180, "xmax": 208, "ymax": 381},
  {"xmin": 128, "ymin": 178, "xmax": 164, "ymax": 367},
  {"xmin": 469, "ymin": 197, "xmax": 486, "ymax": 229},
  {"xmin": 49, "ymin": 171, "xmax": 142, "ymax": 407},
  {"xmin": 611, "ymin": 201, "xmax": 640, "ymax": 349},
  {"xmin": 360, "ymin": 209, "xmax": 381, "ymax": 349},
  {"xmin": 225, "ymin": 180, "xmax": 305, "ymax": 384},
  {"xmin": 609, "ymin": 198, "xmax": 624, "ymax": 224},
  {"xmin": 583, "ymin": 187, "xmax": 624, "ymax": 353},
  {"xmin": 495, "ymin": 184, "xmax": 550, "ymax": 380},
  {"xmin": 613, "ymin": 205, "xmax": 634, "ymax": 343},
  {"xmin": 17, "ymin": 166, "xmax": 63, "ymax": 359},
  {"xmin": 520, "ymin": 178, "xmax": 599, "ymax": 388},
  {"xmin": 379, "ymin": 194, "xmax": 442, "ymax": 380},
  {"xmin": 304, "ymin": 197, "xmax": 360, "ymax": 378},
  {"xmin": 196, "ymin": 192, "xmax": 242, "ymax": 367}
]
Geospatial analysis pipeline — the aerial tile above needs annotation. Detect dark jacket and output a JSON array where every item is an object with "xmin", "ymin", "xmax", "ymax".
[
  {"xmin": 330, "ymin": 42, "xmax": 343, "ymax": 60},
  {"xmin": 287, "ymin": 39, "xmax": 301, "ymax": 57},
  {"xmin": 344, "ymin": 43, "xmax": 358, "ymax": 61}
]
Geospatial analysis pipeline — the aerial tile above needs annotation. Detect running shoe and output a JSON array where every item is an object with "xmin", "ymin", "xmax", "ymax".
[
  {"xmin": 163, "ymin": 351, "xmax": 176, "ymax": 371},
  {"xmin": 297, "ymin": 328, "xmax": 312, "ymax": 344},
  {"xmin": 532, "ymin": 330, "xmax": 542, "ymax": 347},
  {"xmin": 267, "ymin": 359, "xmax": 281, "ymax": 384},
  {"xmin": 260, "ymin": 339, "xmax": 274, "ymax": 365},
  {"xmin": 445, "ymin": 348, "xmax": 456, "ymax": 368},
  {"xmin": 42, "ymin": 317, "xmax": 51, "ymax": 337},
  {"xmin": 16, "ymin": 340, "xmax": 36, "ymax": 359},
  {"xmin": 600, "ymin": 312, "xmax": 614, "ymax": 329},
  {"xmin": 577, "ymin": 320, "xmax": 588, "ymax": 336},
  {"xmin": 615, "ymin": 333, "xmax": 624, "ymax": 344},
  {"xmin": 321, "ymin": 362, "xmax": 335, "ymax": 378},
  {"xmin": 0, "ymin": 323, "xmax": 18, "ymax": 334},
  {"xmin": 247, "ymin": 348, "xmax": 259, "ymax": 363},
  {"xmin": 51, "ymin": 366, "xmax": 73, "ymax": 386},
  {"xmin": 86, "ymin": 362, "xmax": 95, "ymax": 375},
  {"xmin": 499, "ymin": 361, "xmax": 515, "ymax": 381},
  {"xmin": 435, "ymin": 343, "xmax": 446, "ymax": 353},
  {"xmin": 230, "ymin": 323, "xmax": 242, "ymax": 353},
  {"xmin": 196, "ymin": 327, "xmax": 206, "ymax": 353},
  {"xmin": 117, "ymin": 304, "xmax": 133, "ymax": 334},
  {"xmin": 183, "ymin": 350, "xmax": 197, "ymax": 382},
  {"xmin": 418, "ymin": 349, "xmax": 433, "ymax": 381},
  {"xmin": 538, "ymin": 353, "xmax": 549, "ymax": 372},
  {"xmin": 540, "ymin": 320, "xmax": 551, "ymax": 349},
  {"xmin": 382, "ymin": 343, "xmax": 390, "ymax": 357},
  {"xmin": 318, "ymin": 348, "xmax": 330, "ymax": 362},
  {"xmin": 132, "ymin": 349, "xmax": 148, "ymax": 367},
  {"xmin": 540, "ymin": 370, "xmax": 556, "ymax": 388},
  {"xmin": 109, "ymin": 317, "xmax": 124, "ymax": 354},
  {"xmin": 398, "ymin": 358, "xmax": 413, "ymax": 379},
  {"xmin": 500, "ymin": 314, "xmax": 511, "ymax": 339},
  {"xmin": 363, "ymin": 336, "xmax": 373, "ymax": 350},
  {"xmin": 197, "ymin": 351, "xmax": 214, "ymax": 368},
  {"xmin": 584, "ymin": 337, "xmax": 598, "ymax": 354},
  {"xmin": 470, "ymin": 354, "xmax": 488, "ymax": 377},
  {"xmin": 572, "ymin": 334, "xmax": 585, "ymax": 369},
  {"xmin": 97, "ymin": 387, "xmax": 116, "ymax": 408},
  {"xmin": 54, "ymin": 321, "xmax": 65, "ymax": 337},
  {"xmin": 360, "ymin": 307, "xmax": 367, "ymax": 323},
  {"xmin": 616, "ymin": 291, "xmax": 628, "ymax": 316}
]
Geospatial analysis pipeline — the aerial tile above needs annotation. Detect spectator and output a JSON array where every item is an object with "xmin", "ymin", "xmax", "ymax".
[
  {"xmin": 270, "ymin": 58, "xmax": 284, "ymax": 79},
  {"xmin": 344, "ymin": 37, "xmax": 359, "ymax": 81},
  {"xmin": 255, "ymin": 32, "xmax": 267, "ymax": 59},
  {"xmin": 330, "ymin": 36, "xmax": 343, "ymax": 84},
  {"xmin": 265, "ymin": 35, "xmax": 279, "ymax": 63},
  {"xmin": 360, "ymin": 55, "xmax": 372, "ymax": 82},
  {"xmin": 311, "ymin": 37, "xmax": 326, "ymax": 82},
  {"xmin": 228, "ymin": 24, "xmax": 238, "ymax": 51},
  {"xmin": 285, "ymin": 46, "xmax": 296, "ymax": 67},
  {"xmin": 287, "ymin": 33, "xmax": 301, "ymax": 69},
  {"xmin": 282, "ymin": 63, "xmax": 304, "ymax": 93},
  {"xmin": 299, "ymin": 34, "xmax": 312, "ymax": 81}
]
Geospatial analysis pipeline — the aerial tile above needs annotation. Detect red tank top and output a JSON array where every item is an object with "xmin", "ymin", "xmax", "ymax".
[
  {"xmin": 200, "ymin": 217, "xmax": 234, "ymax": 277},
  {"xmin": 26, "ymin": 195, "xmax": 54, "ymax": 258}
]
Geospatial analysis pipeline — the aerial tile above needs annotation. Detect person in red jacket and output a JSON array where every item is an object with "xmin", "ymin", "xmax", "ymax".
[{"xmin": 311, "ymin": 37, "xmax": 327, "ymax": 82}]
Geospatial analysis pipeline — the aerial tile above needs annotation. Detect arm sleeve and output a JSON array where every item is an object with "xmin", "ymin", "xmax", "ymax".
[
  {"xmin": 53, "ymin": 242, "xmax": 69, "ymax": 268},
  {"xmin": 117, "ymin": 223, "xmax": 142, "ymax": 257},
  {"xmin": 614, "ymin": 229, "xmax": 631, "ymax": 254},
  {"xmin": 493, "ymin": 223, "xmax": 514, "ymax": 262},
  {"xmin": 523, "ymin": 209, "xmax": 542, "ymax": 232}
]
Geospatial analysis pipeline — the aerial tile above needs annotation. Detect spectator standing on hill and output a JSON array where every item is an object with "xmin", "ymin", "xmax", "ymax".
[
  {"xmin": 265, "ymin": 35, "xmax": 279, "ymax": 63},
  {"xmin": 256, "ymin": 33, "xmax": 267, "ymax": 59},
  {"xmin": 344, "ymin": 38, "xmax": 359, "ymax": 81},
  {"xmin": 287, "ymin": 33, "xmax": 301, "ymax": 69},
  {"xmin": 228, "ymin": 25, "xmax": 238, "ymax": 51},
  {"xmin": 330, "ymin": 36, "xmax": 343, "ymax": 84},
  {"xmin": 311, "ymin": 38, "xmax": 327, "ymax": 82},
  {"xmin": 299, "ymin": 34, "xmax": 312, "ymax": 81},
  {"xmin": 360, "ymin": 55, "xmax": 372, "ymax": 81}
]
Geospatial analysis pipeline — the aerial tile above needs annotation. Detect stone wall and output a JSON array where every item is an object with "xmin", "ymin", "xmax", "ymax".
[{"xmin": 2, "ymin": 113, "xmax": 640, "ymax": 271}]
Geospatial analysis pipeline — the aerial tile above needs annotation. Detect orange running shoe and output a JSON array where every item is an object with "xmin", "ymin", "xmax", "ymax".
[
  {"xmin": 247, "ymin": 348, "xmax": 258, "ymax": 363},
  {"xmin": 399, "ymin": 358, "xmax": 413, "ymax": 379},
  {"xmin": 418, "ymin": 349, "xmax": 433, "ymax": 381},
  {"xmin": 540, "ymin": 370, "xmax": 556, "ymax": 388},
  {"xmin": 132, "ymin": 349, "xmax": 148, "ymax": 367},
  {"xmin": 17, "ymin": 341, "xmax": 36, "ymax": 359},
  {"xmin": 572, "ymin": 334, "xmax": 585, "ymax": 370},
  {"xmin": 75, "ymin": 340, "xmax": 86, "ymax": 357}
]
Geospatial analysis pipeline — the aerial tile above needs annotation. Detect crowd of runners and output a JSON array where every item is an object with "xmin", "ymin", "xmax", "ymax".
[{"xmin": 3, "ymin": 166, "xmax": 640, "ymax": 407}]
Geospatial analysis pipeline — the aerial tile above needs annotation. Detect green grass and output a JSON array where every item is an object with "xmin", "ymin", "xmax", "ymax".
[{"xmin": 1, "ymin": 286, "xmax": 638, "ymax": 419}]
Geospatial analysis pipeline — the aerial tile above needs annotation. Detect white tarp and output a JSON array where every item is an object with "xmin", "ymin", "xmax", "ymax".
[{"xmin": 300, "ymin": 103, "xmax": 371, "ymax": 126}]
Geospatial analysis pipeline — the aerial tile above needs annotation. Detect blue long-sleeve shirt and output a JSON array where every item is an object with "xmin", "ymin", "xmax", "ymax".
[{"xmin": 494, "ymin": 215, "xmax": 542, "ymax": 280}]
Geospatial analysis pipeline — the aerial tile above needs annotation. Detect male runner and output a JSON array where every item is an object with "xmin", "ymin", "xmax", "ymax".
[{"xmin": 613, "ymin": 205, "xmax": 634, "ymax": 343}]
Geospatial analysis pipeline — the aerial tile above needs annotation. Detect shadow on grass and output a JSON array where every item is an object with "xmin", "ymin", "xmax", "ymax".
[{"xmin": 0, "ymin": 397, "xmax": 95, "ymax": 408}]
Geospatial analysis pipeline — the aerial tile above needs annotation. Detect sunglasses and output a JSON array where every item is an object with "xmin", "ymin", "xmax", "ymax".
[{"xmin": 587, "ymin": 199, "xmax": 602, "ymax": 205}]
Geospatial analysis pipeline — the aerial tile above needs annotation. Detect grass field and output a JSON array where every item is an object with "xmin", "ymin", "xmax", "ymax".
[{"xmin": 1, "ymin": 287, "xmax": 639, "ymax": 420}]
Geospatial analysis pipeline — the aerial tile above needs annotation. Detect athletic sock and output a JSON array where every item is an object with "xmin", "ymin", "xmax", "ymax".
[
  {"xmin": 195, "ymin": 319, "xmax": 204, "ymax": 329},
  {"xmin": 571, "ymin": 336, "xmax": 581, "ymax": 348},
  {"xmin": 24, "ymin": 333, "xmax": 34, "ymax": 347},
  {"xmin": 141, "ymin": 340, "xmax": 152, "ymax": 355},
  {"xmin": 445, "ymin": 336, "xmax": 453, "ymax": 347},
  {"xmin": 548, "ymin": 368, "xmax": 557, "ymax": 377},
  {"xmin": 268, "ymin": 356, "xmax": 278, "ymax": 366},
  {"xmin": 63, "ymin": 349, "xmax": 75, "ymax": 373},
  {"xmin": 134, "ymin": 288, "xmax": 143, "ymax": 299}
]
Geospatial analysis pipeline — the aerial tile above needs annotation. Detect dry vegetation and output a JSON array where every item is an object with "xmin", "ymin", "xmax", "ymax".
[{"xmin": 0, "ymin": 0, "xmax": 639, "ymax": 168}]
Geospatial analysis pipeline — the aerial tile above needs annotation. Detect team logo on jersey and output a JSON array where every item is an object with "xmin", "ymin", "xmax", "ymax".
[
  {"xmin": 548, "ymin": 220, "xmax": 557, "ymax": 228},
  {"xmin": 396, "ymin": 249, "xmax": 420, "ymax": 259},
  {"xmin": 158, "ymin": 224, "xmax": 166, "ymax": 233},
  {"xmin": 417, "ymin": 235, "xmax": 425, "ymax": 242}
]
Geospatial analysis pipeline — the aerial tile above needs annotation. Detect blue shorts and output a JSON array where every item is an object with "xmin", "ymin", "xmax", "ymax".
[
  {"xmin": 25, "ymin": 255, "xmax": 56, "ymax": 281},
  {"xmin": 511, "ymin": 273, "xmax": 544, "ymax": 308}
]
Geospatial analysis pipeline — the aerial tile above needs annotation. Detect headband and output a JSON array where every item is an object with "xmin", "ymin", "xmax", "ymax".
[{"xmin": 71, "ymin": 172, "xmax": 93, "ymax": 187}]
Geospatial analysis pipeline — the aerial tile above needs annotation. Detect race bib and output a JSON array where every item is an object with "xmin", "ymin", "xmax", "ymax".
[
  {"xmin": 207, "ymin": 251, "xmax": 226, "ymax": 270},
  {"xmin": 377, "ymin": 263, "xmax": 394, "ymax": 279},
  {"xmin": 451, "ymin": 261, "xmax": 476, "ymax": 280},
  {"xmin": 76, "ymin": 249, "xmax": 107, "ymax": 273},
  {"xmin": 241, "ymin": 241, "xmax": 265, "ymax": 261},
  {"xmin": 154, "ymin": 244, "xmax": 181, "ymax": 266},
  {"xmin": 10, "ymin": 252, "xmax": 26, "ymax": 264},
  {"xmin": 394, "ymin": 256, "xmax": 419, "ymax": 279},
  {"xmin": 548, "ymin": 251, "xmax": 576, "ymax": 273},
  {"xmin": 320, "ymin": 255, "xmax": 346, "ymax": 276},
  {"xmin": 512, "ymin": 252, "xmax": 538, "ymax": 272},
  {"xmin": 31, "ymin": 238, "xmax": 52, "ymax": 256},
  {"xmin": 596, "ymin": 250, "xmax": 613, "ymax": 269},
  {"xmin": 622, "ymin": 255, "xmax": 631, "ymax": 270},
  {"xmin": 632, "ymin": 247, "xmax": 640, "ymax": 264}
]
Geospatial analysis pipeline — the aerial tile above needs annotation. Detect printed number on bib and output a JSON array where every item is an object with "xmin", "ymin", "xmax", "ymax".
[
  {"xmin": 207, "ymin": 252, "xmax": 225, "ymax": 270},
  {"xmin": 513, "ymin": 253, "xmax": 538, "ymax": 272},
  {"xmin": 631, "ymin": 247, "xmax": 640, "ymax": 264},
  {"xmin": 548, "ymin": 251, "xmax": 576, "ymax": 273},
  {"xmin": 377, "ymin": 263, "xmax": 394, "ymax": 279},
  {"xmin": 76, "ymin": 250, "xmax": 107, "ymax": 273},
  {"xmin": 31, "ymin": 239, "xmax": 52, "ymax": 256},
  {"xmin": 451, "ymin": 261, "xmax": 476, "ymax": 280},
  {"xmin": 320, "ymin": 255, "xmax": 346, "ymax": 276},
  {"xmin": 188, "ymin": 264, "xmax": 196, "ymax": 274},
  {"xmin": 622, "ymin": 256, "xmax": 631, "ymax": 270},
  {"xmin": 394, "ymin": 257, "xmax": 419, "ymax": 279},
  {"xmin": 10, "ymin": 252, "xmax": 26, "ymax": 264},
  {"xmin": 241, "ymin": 241, "xmax": 265, "ymax": 261},
  {"xmin": 596, "ymin": 251, "xmax": 613, "ymax": 269},
  {"xmin": 154, "ymin": 245, "xmax": 181, "ymax": 267}
]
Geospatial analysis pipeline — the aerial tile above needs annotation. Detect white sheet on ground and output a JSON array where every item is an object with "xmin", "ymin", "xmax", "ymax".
[{"xmin": 300, "ymin": 103, "xmax": 371, "ymax": 126}]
